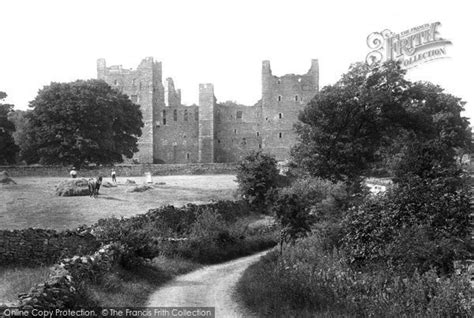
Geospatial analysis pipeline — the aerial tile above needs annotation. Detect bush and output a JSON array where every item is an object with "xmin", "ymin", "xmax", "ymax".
[
  {"xmin": 175, "ymin": 208, "xmax": 278, "ymax": 263},
  {"xmin": 93, "ymin": 217, "xmax": 160, "ymax": 267},
  {"xmin": 342, "ymin": 173, "xmax": 471, "ymax": 273},
  {"xmin": 272, "ymin": 193, "xmax": 313, "ymax": 247},
  {"xmin": 236, "ymin": 151, "xmax": 279, "ymax": 211},
  {"xmin": 237, "ymin": 234, "xmax": 473, "ymax": 317}
]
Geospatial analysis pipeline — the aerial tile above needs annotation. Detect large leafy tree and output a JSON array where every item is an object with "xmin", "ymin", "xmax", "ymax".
[
  {"xmin": 0, "ymin": 91, "xmax": 19, "ymax": 164},
  {"xmin": 292, "ymin": 61, "xmax": 471, "ymax": 184},
  {"xmin": 21, "ymin": 80, "xmax": 143, "ymax": 166}
]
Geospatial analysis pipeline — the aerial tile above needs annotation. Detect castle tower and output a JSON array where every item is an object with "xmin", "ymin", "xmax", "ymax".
[
  {"xmin": 96, "ymin": 57, "xmax": 163, "ymax": 163},
  {"xmin": 97, "ymin": 58, "xmax": 106, "ymax": 80},
  {"xmin": 261, "ymin": 59, "xmax": 319, "ymax": 161},
  {"xmin": 198, "ymin": 84, "xmax": 215, "ymax": 163}
]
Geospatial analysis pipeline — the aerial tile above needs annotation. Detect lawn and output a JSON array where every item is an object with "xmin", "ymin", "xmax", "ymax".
[{"xmin": 0, "ymin": 175, "xmax": 238, "ymax": 230}]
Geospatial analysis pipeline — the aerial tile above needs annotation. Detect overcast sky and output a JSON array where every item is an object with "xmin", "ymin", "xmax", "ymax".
[{"xmin": 1, "ymin": 0, "xmax": 473, "ymax": 121}]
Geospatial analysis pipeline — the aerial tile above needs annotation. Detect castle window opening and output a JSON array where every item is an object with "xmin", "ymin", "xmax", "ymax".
[
  {"xmin": 162, "ymin": 110, "xmax": 167, "ymax": 125},
  {"xmin": 173, "ymin": 109, "xmax": 178, "ymax": 121},
  {"xmin": 186, "ymin": 153, "xmax": 190, "ymax": 160},
  {"xmin": 195, "ymin": 111, "xmax": 199, "ymax": 121},
  {"xmin": 184, "ymin": 110, "xmax": 188, "ymax": 121},
  {"xmin": 259, "ymin": 144, "xmax": 262, "ymax": 149},
  {"xmin": 278, "ymin": 95, "xmax": 282, "ymax": 102},
  {"xmin": 236, "ymin": 111, "xmax": 243, "ymax": 119},
  {"xmin": 256, "ymin": 131, "xmax": 260, "ymax": 136},
  {"xmin": 279, "ymin": 132, "xmax": 282, "ymax": 139},
  {"xmin": 234, "ymin": 129, "xmax": 237, "ymax": 134},
  {"xmin": 218, "ymin": 139, "xmax": 221, "ymax": 144},
  {"xmin": 277, "ymin": 79, "xmax": 281, "ymax": 84},
  {"xmin": 295, "ymin": 95, "xmax": 299, "ymax": 101},
  {"xmin": 279, "ymin": 113, "xmax": 282, "ymax": 119}
]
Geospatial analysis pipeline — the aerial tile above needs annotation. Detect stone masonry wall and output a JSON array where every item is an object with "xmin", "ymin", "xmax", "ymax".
[
  {"xmin": 97, "ymin": 57, "xmax": 163, "ymax": 164},
  {"xmin": 0, "ymin": 228, "xmax": 99, "ymax": 266},
  {"xmin": 261, "ymin": 60, "xmax": 319, "ymax": 160},
  {"xmin": 215, "ymin": 104, "xmax": 262, "ymax": 162},
  {"xmin": 156, "ymin": 105, "xmax": 199, "ymax": 163},
  {"xmin": 0, "ymin": 163, "xmax": 238, "ymax": 177}
]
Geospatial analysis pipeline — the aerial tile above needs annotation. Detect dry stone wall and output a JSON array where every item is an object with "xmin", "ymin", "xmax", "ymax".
[
  {"xmin": 0, "ymin": 163, "xmax": 237, "ymax": 178},
  {"xmin": 0, "ymin": 228, "xmax": 99, "ymax": 266}
]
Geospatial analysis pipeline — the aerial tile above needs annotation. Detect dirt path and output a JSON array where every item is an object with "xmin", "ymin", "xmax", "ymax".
[{"xmin": 146, "ymin": 250, "xmax": 271, "ymax": 317}]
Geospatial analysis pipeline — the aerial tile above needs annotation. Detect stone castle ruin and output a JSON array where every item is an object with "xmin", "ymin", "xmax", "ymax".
[{"xmin": 97, "ymin": 57, "xmax": 319, "ymax": 163}]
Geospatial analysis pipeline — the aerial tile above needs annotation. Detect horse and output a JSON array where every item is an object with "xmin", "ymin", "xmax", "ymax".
[{"xmin": 88, "ymin": 176, "xmax": 103, "ymax": 198}]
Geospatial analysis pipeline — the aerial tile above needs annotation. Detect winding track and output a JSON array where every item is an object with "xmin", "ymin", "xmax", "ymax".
[{"xmin": 146, "ymin": 250, "xmax": 271, "ymax": 317}]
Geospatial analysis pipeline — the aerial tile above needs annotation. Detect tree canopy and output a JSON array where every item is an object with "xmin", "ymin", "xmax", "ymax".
[
  {"xmin": 21, "ymin": 80, "xmax": 143, "ymax": 166},
  {"xmin": 0, "ymin": 91, "xmax": 19, "ymax": 164},
  {"xmin": 292, "ymin": 61, "xmax": 471, "ymax": 183}
]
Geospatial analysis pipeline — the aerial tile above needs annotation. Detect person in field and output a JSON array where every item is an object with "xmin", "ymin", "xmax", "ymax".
[
  {"xmin": 70, "ymin": 167, "xmax": 77, "ymax": 178},
  {"xmin": 88, "ymin": 176, "xmax": 103, "ymax": 198},
  {"xmin": 111, "ymin": 169, "xmax": 116, "ymax": 183}
]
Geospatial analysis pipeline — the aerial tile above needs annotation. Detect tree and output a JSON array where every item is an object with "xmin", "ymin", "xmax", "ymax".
[
  {"xmin": 236, "ymin": 151, "xmax": 279, "ymax": 211},
  {"xmin": 21, "ymin": 80, "xmax": 143, "ymax": 166},
  {"xmin": 272, "ymin": 192, "xmax": 313, "ymax": 254},
  {"xmin": 292, "ymin": 61, "xmax": 471, "ymax": 185},
  {"xmin": 0, "ymin": 91, "xmax": 19, "ymax": 164}
]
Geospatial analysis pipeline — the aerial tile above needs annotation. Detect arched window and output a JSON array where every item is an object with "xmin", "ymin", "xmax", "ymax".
[{"xmin": 173, "ymin": 109, "xmax": 178, "ymax": 121}]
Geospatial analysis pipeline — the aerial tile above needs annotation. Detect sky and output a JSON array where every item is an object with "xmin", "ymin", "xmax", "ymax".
[{"xmin": 1, "ymin": 0, "xmax": 473, "ymax": 121}]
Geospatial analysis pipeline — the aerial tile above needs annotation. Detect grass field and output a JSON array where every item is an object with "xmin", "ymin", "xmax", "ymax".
[
  {"xmin": 0, "ymin": 266, "xmax": 52, "ymax": 304},
  {"xmin": 0, "ymin": 175, "xmax": 238, "ymax": 230}
]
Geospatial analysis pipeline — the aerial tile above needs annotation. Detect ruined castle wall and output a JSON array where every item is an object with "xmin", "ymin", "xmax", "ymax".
[
  {"xmin": 155, "ymin": 105, "xmax": 199, "ymax": 163},
  {"xmin": 198, "ymin": 84, "xmax": 215, "ymax": 163},
  {"xmin": 261, "ymin": 60, "xmax": 319, "ymax": 161},
  {"xmin": 215, "ymin": 105, "xmax": 262, "ymax": 162},
  {"xmin": 97, "ymin": 58, "xmax": 163, "ymax": 164}
]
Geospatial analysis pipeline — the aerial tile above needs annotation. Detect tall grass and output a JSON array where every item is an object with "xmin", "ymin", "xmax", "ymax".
[
  {"xmin": 236, "ymin": 234, "xmax": 473, "ymax": 317},
  {"xmin": 85, "ymin": 254, "xmax": 201, "ymax": 307},
  {"xmin": 0, "ymin": 266, "xmax": 52, "ymax": 304}
]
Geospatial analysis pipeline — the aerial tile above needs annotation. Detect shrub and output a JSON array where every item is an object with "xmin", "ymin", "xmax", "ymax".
[
  {"xmin": 237, "ymin": 234, "xmax": 473, "ymax": 317},
  {"xmin": 342, "ymin": 173, "xmax": 471, "ymax": 273},
  {"xmin": 93, "ymin": 217, "xmax": 160, "ymax": 267},
  {"xmin": 272, "ymin": 193, "xmax": 313, "ymax": 248},
  {"xmin": 236, "ymin": 151, "xmax": 279, "ymax": 211}
]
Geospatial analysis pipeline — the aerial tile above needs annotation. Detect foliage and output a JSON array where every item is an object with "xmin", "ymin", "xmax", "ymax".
[
  {"xmin": 93, "ymin": 217, "xmax": 160, "ymax": 267},
  {"xmin": 21, "ymin": 80, "xmax": 143, "ymax": 166},
  {"xmin": 292, "ymin": 61, "xmax": 411, "ymax": 183},
  {"xmin": 272, "ymin": 193, "xmax": 313, "ymax": 246},
  {"xmin": 237, "ymin": 235, "xmax": 472, "ymax": 317},
  {"xmin": 292, "ymin": 61, "xmax": 471, "ymax": 184},
  {"xmin": 342, "ymin": 171, "xmax": 471, "ymax": 274},
  {"xmin": 0, "ymin": 91, "xmax": 19, "ymax": 164},
  {"xmin": 92, "ymin": 200, "xmax": 278, "ymax": 265},
  {"xmin": 236, "ymin": 151, "xmax": 279, "ymax": 211}
]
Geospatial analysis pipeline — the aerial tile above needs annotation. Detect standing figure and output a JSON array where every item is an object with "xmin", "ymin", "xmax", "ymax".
[
  {"xmin": 70, "ymin": 167, "xmax": 77, "ymax": 178},
  {"xmin": 88, "ymin": 176, "xmax": 103, "ymax": 198},
  {"xmin": 111, "ymin": 169, "xmax": 117, "ymax": 183}
]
